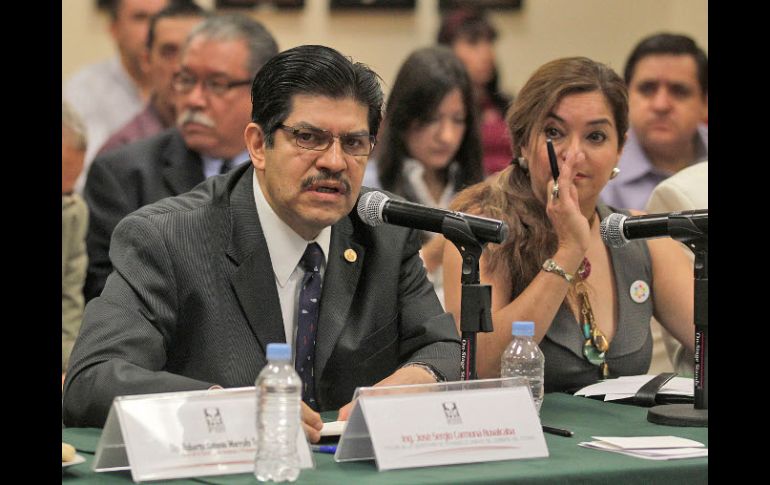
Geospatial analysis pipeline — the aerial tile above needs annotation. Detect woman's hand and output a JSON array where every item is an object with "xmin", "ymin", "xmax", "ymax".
[{"xmin": 545, "ymin": 150, "xmax": 591, "ymax": 257}]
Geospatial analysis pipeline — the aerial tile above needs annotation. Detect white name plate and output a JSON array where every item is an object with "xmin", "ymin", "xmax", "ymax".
[
  {"xmin": 336, "ymin": 378, "xmax": 549, "ymax": 471},
  {"xmin": 92, "ymin": 387, "xmax": 313, "ymax": 482}
]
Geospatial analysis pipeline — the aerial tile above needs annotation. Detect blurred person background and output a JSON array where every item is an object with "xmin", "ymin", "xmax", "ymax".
[
  {"xmin": 645, "ymin": 160, "xmax": 707, "ymax": 377},
  {"xmin": 64, "ymin": 0, "xmax": 176, "ymax": 192},
  {"xmin": 363, "ymin": 46, "xmax": 483, "ymax": 303},
  {"xmin": 64, "ymin": 1, "xmax": 706, "ymax": 139},
  {"xmin": 62, "ymin": 101, "xmax": 89, "ymax": 385},
  {"xmin": 437, "ymin": 7, "xmax": 513, "ymax": 177},
  {"xmin": 97, "ymin": 1, "xmax": 208, "ymax": 155},
  {"xmin": 82, "ymin": 13, "xmax": 278, "ymax": 301},
  {"xmin": 600, "ymin": 32, "xmax": 707, "ymax": 211}
]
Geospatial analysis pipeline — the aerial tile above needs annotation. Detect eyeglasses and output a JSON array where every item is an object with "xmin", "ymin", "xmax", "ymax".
[
  {"xmin": 277, "ymin": 124, "xmax": 376, "ymax": 157},
  {"xmin": 171, "ymin": 71, "xmax": 252, "ymax": 97}
]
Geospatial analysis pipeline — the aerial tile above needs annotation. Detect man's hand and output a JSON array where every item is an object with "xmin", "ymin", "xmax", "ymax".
[
  {"xmin": 302, "ymin": 402, "xmax": 323, "ymax": 443},
  {"xmin": 337, "ymin": 365, "xmax": 438, "ymax": 421}
]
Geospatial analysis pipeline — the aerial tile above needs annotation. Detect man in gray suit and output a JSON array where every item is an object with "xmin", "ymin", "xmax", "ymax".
[
  {"xmin": 83, "ymin": 13, "xmax": 278, "ymax": 301},
  {"xmin": 63, "ymin": 45, "xmax": 462, "ymax": 439}
]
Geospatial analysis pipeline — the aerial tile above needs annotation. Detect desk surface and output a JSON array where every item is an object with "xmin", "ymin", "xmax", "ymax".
[{"xmin": 62, "ymin": 392, "xmax": 707, "ymax": 484}]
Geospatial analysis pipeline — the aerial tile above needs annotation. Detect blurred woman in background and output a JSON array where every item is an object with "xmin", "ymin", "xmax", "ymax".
[{"xmin": 364, "ymin": 45, "xmax": 483, "ymax": 302}]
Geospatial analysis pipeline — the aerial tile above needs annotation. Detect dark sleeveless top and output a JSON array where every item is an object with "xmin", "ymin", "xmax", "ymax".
[{"xmin": 541, "ymin": 203, "xmax": 653, "ymax": 393}]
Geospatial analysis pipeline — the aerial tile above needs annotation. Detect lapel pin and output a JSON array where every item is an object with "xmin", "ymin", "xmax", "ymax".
[{"xmin": 343, "ymin": 248, "xmax": 357, "ymax": 263}]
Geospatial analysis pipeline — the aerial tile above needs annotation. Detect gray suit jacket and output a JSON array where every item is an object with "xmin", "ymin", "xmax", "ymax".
[
  {"xmin": 63, "ymin": 163, "xmax": 461, "ymax": 427},
  {"xmin": 83, "ymin": 128, "xmax": 204, "ymax": 302}
]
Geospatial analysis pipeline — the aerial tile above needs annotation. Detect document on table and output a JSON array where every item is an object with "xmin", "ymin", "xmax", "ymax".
[
  {"xmin": 574, "ymin": 374, "xmax": 693, "ymax": 401},
  {"xmin": 578, "ymin": 436, "xmax": 707, "ymax": 460}
]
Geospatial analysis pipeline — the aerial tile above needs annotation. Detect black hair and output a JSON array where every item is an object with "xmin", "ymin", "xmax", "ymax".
[
  {"xmin": 250, "ymin": 45, "xmax": 384, "ymax": 147},
  {"xmin": 377, "ymin": 46, "xmax": 483, "ymax": 199},
  {"xmin": 624, "ymin": 32, "xmax": 708, "ymax": 96}
]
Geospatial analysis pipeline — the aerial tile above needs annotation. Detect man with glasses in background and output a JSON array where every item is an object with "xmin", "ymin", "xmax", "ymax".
[
  {"xmin": 82, "ymin": 13, "xmax": 278, "ymax": 301},
  {"xmin": 96, "ymin": 2, "xmax": 208, "ymax": 155},
  {"xmin": 64, "ymin": 45, "xmax": 461, "ymax": 435}
]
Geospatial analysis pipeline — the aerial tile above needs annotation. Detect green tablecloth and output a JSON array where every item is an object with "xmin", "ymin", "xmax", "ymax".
[{"xmin": 62, "ymin": 392, "xmax": 707, "ymax": 484}]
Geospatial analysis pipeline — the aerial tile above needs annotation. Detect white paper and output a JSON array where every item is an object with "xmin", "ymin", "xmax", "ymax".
[
  {"xmin": 574, "ymin": 375, "xmax": 694, "ymax": 400},
  {"xmin": 579, "ymin": 442, "xmax": 707, "ymax": 460},
  {"xmin": 591, "ymin": 436, "xmax": 704, "ymax": 449},
  {"xmin": 578, "ymin": 435, "xmax": 707, "ymax": 461},
  {"xmin": 321, "ymin": 420, "xmax": 346, "ymax": 436}
]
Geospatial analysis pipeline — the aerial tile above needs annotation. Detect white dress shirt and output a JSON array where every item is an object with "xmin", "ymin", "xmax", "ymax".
[{"xmin": 252, "ymin": 171, "xmax": 331, "ymax": 361}]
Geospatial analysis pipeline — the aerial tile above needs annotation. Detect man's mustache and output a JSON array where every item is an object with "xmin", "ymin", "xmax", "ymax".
[
  {"xmin": 177, "ymin": 109, "xmax": 216, "ymax": 129},
  {"xmin": 301, "ymin": 170, "xmax": 352, "ymax": 195}
]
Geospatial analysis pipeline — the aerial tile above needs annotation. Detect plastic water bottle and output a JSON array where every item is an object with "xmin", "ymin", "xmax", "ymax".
[
  {"xmin": 500, "ymin": 321, "xmax": 545, "ymax": 413},
  {"xmin": 254, "ymin": 343, "xmax": 301, "ymax": 482}
]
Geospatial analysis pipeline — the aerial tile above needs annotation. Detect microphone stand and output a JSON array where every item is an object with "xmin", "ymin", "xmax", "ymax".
[
  {"xmin": 442, "ymin": 214, "xmax": 494, "ymax": 380},
  {"xmin": 648, "ymin": 215, "xmax": 707, "ymax": 426}
]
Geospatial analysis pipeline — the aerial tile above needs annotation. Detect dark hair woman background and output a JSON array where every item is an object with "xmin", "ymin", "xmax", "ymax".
[{"xmin": 363, "ymin": 45, "xmax": 483, "ymax": 303}]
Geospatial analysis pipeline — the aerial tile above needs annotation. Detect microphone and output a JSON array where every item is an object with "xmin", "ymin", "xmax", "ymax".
[
  {"xmin": 600, "ymin": 209, "xmax": 708, "ymax": 248},
  {"xmin": 357, "ymin": 191, "xmax": 509, "ymax": 244}
]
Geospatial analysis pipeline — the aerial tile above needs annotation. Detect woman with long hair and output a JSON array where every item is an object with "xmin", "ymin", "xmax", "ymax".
[
  {"xmin": 443, "ymin": 57, "xmax": 694, "ymax": 392},
  {"xmin": 366, "ymin": 46, "xmax": 483, "ymax": 290}
]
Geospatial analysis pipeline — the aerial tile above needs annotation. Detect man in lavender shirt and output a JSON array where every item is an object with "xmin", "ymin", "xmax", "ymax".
[{"xmin": 601, "ymin": 33, "xmax": 707, "ymax": 211}]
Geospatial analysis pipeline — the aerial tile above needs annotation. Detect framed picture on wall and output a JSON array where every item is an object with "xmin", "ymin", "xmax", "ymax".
[
  {"xmin": 215, "ymin": 0, "xmax": 305, "ymax": 8},
  {"xmin": 330, "ymin": 0, "xmax": 416, "ymax": 9},
  {"xmin": 439, "ymin": 0, "xmax": 523, "ymax": 10}
]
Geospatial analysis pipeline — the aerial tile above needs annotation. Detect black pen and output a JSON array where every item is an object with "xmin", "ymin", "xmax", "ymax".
[
  {"xmin": 542, "ymin": 425, "xmax": 573, "ymax": 437},
  {"xmin": 546, "ymin": 138, "xmax": 559, "ymax": 181}
]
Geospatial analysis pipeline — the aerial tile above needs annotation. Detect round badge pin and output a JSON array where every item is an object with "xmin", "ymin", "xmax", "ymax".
[
  {"xmin": 629, "ymin": 280, "xmax": 650, "ymax": 303},
  {"xmin": 344, "ymin": 248, "xmax": 357, "ymax": 263}
]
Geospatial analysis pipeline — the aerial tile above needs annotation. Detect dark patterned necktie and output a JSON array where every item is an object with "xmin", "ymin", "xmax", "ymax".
[
  {"xmin": 219, "ymin": 158, "xmax": 232, "ymax": 174},
  {"xmin": 295, "ymin": 243, "xmax": 324, "ymax": 410}
]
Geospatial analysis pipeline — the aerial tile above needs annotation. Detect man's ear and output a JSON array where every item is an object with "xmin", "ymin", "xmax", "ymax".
[{"xmin": 245, "ymin": 122, "xmax": 267, "ymax": 170}]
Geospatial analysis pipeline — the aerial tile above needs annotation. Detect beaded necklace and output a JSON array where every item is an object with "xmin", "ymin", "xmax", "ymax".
[{"xmin": 575, "ymin": 257, "xmax": 610, "ymax": 379}]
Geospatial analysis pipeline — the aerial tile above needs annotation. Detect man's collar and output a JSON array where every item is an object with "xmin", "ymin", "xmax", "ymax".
[
  {"xmin": 617, "ymin": 124, "xmax": 708, "ymax": 184},
  {"xmin": 252, "ymin": 171, "xmax": 331, "ymax": 286}
]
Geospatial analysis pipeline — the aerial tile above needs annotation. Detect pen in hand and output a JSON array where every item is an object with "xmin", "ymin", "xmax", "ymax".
[
  {"xmin": 542, "ymin": 425, "xmax": 573, "ymax": 437},
  {"xmin": 546, "ymin": 138, "xmax": 559, "ymax": 182}
]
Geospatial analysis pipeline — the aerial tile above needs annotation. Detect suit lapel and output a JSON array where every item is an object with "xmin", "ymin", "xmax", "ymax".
[
  {"xmin": 161, "ymin": 129, "xmax": 205, "ymax": 195},
  {"xmin": 226, "ymin": 166, "xmax": 286, "ymax": 354},
  {"xmin": 314, "ymin": 216, "xmax": 364, "ymax": 382}
]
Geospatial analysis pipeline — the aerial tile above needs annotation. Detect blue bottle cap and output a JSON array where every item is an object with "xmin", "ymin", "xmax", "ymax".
[
  {"xmin": 266, "ymin": 343, "xmax": 292, "ymax": 361},
  {"xmin": 511, "ymin": 321, "xmax": 535, "ymax": 337}
]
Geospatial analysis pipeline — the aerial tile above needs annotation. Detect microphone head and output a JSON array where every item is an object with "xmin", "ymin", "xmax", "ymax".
[
  {"xmin": 599, "ymin": 212, "xmax": 629, "ymax": 248},
  {"xmin": 357, "ymin": 190, "xmax": 389, "ymax": 226}
]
